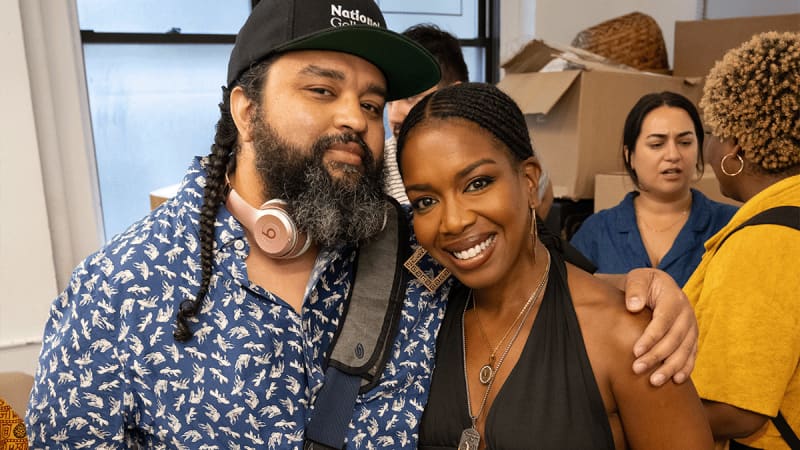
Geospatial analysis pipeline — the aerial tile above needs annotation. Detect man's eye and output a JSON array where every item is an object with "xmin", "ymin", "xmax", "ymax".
[
  {"xmin": 362, "ymin": 102, "xmax": 384, "ymax": 115},
  {"xmin": 309, "ymin": 87, "xmax": 333, "ymax": 96}
]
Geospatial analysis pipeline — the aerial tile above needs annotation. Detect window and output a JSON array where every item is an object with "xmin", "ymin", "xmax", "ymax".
[
  {"xmin": 382, "ymin": 0, "xmax": 500, "ymax": 83},
  {"xmin": 78, "ymin": 0, "xmax": 498, "ymax": 239}
]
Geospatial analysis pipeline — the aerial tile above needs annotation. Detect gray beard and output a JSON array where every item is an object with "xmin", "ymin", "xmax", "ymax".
[{"xmin": 250, "ymin": 114, "xmax": 387, "ymax": 248}]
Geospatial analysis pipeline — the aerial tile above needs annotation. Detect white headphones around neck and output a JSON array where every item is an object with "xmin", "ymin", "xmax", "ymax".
[{"xmin": 225, "ymin": 186, "xmax": 311, "ymax": 259}]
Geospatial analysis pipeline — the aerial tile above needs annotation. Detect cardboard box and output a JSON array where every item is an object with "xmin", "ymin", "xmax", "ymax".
[
  {"xmin": 593, "ymin": 167, "xmax": 742, "ymax": 213},
  {"xmin": 674, "ymin": 14, "xmax": 800, "ymax": 77},
  {"xmin": 149, "ymin": 183, "xmax": 180, "ymax": 210},
  {"xmin": 497, "ymin": 40, "xmax": 703, "ymax": 200}
]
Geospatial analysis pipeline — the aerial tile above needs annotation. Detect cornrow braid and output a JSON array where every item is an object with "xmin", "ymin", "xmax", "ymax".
[
  {"xmin": 396, "ymin": 82, "xmax": 535, "ymax": 172},
  {"xmin": 395, "ymin": 82, "xmax": 557, "ymax": 242},
  {"xmin": 174, "ymin": 58, "xmax": 274, "ymax": 342}
]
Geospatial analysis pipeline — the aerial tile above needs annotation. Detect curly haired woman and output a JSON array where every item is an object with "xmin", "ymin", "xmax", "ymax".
[{"xmin": 685, "ymin": 31, "xmax": 800, "ymax": 450}]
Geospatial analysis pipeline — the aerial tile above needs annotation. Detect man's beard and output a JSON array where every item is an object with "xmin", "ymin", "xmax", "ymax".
[{"xmin": 250, "ymin": 113, "xmax": 387, "ymax": 248}]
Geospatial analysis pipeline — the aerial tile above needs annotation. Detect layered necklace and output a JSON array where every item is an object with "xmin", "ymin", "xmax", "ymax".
[{"xmin": 458, "ymin": 250, "xmax": 551, "ymax": 450}]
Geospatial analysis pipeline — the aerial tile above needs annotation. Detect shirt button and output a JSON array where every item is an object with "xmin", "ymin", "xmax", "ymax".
[{"xmin": 234, "ymin": 240, "xmax": 245, "ymax": 251}]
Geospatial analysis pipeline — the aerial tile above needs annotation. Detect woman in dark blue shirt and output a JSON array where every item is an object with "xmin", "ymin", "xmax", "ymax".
[{"xmin": 571, "ymin": 92, "xmax": 737, "ymax": 286}]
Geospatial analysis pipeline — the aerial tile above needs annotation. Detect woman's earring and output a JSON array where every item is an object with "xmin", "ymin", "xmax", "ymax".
[
  {"xmin": 721, "ymin": 153, "xmax": 744, "ymax": 176},
  {"xmin": 530, "ymin": 206, "xmax": 538, "ymax": 261},
  {"xmin": 404, "ymin": 247, "xmax": 451, "ymax": 292}
]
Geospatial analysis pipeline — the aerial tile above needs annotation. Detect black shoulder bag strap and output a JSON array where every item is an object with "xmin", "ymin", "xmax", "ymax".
[
  {"xmin": 717, "ymin": 205, "xmax": 800, "ymax": 449},
  {"xmin": 717, "ymin": 206, "xmax": 800, "ymax": 247},
  {"xmin": 304, "ymin": 197, "xmax": 411, "ymax": 450}
]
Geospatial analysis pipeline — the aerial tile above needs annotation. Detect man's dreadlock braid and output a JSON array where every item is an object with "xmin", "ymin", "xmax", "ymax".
[{"xmin": 174, "ymin": 59, "xmax": 273, "ymax": 342}]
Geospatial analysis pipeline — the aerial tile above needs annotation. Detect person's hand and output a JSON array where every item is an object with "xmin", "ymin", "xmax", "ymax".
[{"xmin": 623, "ymin": 268, "xmax": 697, "ymax": 386}]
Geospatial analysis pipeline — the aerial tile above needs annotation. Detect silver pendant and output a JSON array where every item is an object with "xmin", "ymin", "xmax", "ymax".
[
  {"xmin": 458, "ymin": 427, "xmax": 480, "ymax": 450},
  {"xmin": 479, "ymin": 364, "xmax": 494, "ymax": 385}
]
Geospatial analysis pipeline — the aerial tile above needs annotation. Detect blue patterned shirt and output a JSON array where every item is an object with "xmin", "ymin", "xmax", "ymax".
[{"xmin": 26, "ymin": 157, "xmax": 452, "ymax": 449}]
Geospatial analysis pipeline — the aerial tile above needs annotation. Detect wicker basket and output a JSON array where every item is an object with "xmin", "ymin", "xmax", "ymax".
[{"xmin": 571, "ymin": 12, "xmax": 669, "ymax": 72}]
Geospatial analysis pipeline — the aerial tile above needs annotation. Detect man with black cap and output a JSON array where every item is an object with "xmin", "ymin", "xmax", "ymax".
[{"xmin": 26, "ymin": 0, "xmax": 699, "ymax": 448}]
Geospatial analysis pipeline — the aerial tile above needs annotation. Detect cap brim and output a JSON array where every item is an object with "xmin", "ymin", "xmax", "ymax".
[{"xmin": 277, "ymin": 26, "xmax": 441, "ymax": 101}]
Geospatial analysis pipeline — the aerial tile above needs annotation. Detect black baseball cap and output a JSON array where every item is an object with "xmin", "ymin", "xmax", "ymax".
[{"xmin": 226, "ymin": 0, "xmax": 441, "ymax": 101}]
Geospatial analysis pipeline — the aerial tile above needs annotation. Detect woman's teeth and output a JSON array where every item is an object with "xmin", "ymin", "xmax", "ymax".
[{"xmin": 453, "ymin": 236, "xmax": 495, "ymax": 260}]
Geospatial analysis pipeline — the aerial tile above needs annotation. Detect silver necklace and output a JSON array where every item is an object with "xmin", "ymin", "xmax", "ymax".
[{"xmin": 459, "ymin": 251, "xmax": 551, "ymax": 450}]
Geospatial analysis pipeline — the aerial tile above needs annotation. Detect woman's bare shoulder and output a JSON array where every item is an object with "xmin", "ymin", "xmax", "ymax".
[{"xmin": 565, "ymin": 264, "xmax": 651, "ymax": 358}]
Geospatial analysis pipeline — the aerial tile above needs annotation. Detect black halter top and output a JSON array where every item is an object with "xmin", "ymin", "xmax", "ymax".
[{"xmin": 419, "ymin": 249, "xmax": 615, "ymax": 449}]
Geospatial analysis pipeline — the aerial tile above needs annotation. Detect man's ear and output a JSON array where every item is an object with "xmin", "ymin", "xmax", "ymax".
[
  {"xmin": 230, "ymin": 86, "xmax": 255, "ymax": 143},
  {"xmin": 521, "ymin": 157, "xmax": 543, "ymax": 208}
]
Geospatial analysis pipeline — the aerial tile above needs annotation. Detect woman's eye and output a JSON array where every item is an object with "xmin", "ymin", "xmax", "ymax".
[
  {"xmin": 466, "ymin": 176, "xmax": 493, "ymax": 192},
  {"xmin": 411, "ymin": 197, "xmax": 436, "ymax": 212}
]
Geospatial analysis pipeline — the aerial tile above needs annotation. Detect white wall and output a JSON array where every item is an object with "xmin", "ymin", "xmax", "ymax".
[
  {"xmin": 500, "ymin": 0, "xmax": 700, "ymax": 66},
  {"xmin": 0, "ymin": 0, "xmax": 58, "ymax": 374},
  {"xmin": 1, "ymin": 0, "xmax": 100, "ymax": 375}
]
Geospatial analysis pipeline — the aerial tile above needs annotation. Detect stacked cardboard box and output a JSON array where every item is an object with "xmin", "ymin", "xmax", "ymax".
[
  {"xmin": 497, "ymin": 39, "xmax": 704, "ymax": 200},
  {"xmin": 593, "ymin": 168, "xmax": 742, "ymax": 214},
  {"xmin": 673, "ymin": 13, "xmax": 800, "ymax": 78}
]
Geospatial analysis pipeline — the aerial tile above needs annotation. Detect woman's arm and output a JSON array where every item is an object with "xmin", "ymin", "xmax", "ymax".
[
  {"xmin": 596, "ymin": 268, "xmax": 698, "ymax": 386},
  {"xmin": 571, "ymin": 267, "xmax": 712, "ymax": 449},
  {"xmin": 702, "ymin": 400, "xmax": 769, "ymax": 441},
  {"xmin": 605, "ymin": 304, "xmax": 713, "ymax": 449}
]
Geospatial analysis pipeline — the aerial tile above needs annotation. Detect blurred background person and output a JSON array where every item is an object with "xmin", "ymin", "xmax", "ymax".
[
  {"xmin": 685, "ymin": 31, "xmax": 800, "ymax": 449},
  {"xmin": 383, "ymin": 23, "xmax": 555, "ymax": 219},
  {"xmin": 570, "ymin": 91, "xmax": 737, "ymax": 286}
]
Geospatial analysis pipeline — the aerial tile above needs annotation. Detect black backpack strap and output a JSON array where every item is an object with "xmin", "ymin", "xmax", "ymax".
[
  {"xmin": 773, "ymin": 411, "xmax": 800, "ymax": 449},
  {"xmin": 715, "ymin": 206, "xmax": 800, "ymax": 448},
  {"xmin": 717, "ymin": 206, "xmax": 800, "ymax": 249},
  {"xmin": 305, "ymin": 197, "xmax": 411, "ymax": 450}
]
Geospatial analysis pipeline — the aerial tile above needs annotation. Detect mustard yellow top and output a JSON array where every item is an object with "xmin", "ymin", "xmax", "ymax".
[{"xmin": 684, "ymin": 174, "xmax": 800, "ymax": 449}]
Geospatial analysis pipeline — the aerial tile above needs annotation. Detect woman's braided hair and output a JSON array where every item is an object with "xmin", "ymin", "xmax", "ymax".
[
  {"xmin": 700, "ymin": 31, "xmax": 800, "ymax": 174},
  {"xmin": 395, "ymin": 82, "xmax": 559, "ymax": 244},
  {"xmin": 396, "ymin": 82, "xmax": 535, "ymax": 166},
  {"xmin": 173, "ymin": 58, "xmax": 273, "ymax": 342}
]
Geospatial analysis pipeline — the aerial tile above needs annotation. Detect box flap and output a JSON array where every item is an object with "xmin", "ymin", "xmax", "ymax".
[
  {"xmin": 496, "ymin": 70, "xmax": 581, "ymax": 115},
  {"xmin": 502, "ymin": 39, "xmax": 642, "ymax": 74},
  {"xmin": 503, "ymin": 40, "xmax": 562, "ymax": 73}
]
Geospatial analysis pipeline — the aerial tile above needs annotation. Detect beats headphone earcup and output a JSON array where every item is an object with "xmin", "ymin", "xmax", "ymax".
[
  {"xmin": 226, "ymin": 188, "xmax": 310, "ymax": 259},
  {"xmin": 252, "ymin": 200, "xmax": 310, "ymax": 258}
]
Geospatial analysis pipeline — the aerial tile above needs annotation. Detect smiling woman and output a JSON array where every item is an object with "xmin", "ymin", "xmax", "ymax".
[
  {"xmin": 396, "ymin": 82, "xmax": 713, "ymax": 450},
  {"xmin": 570, "ymin": 91, "xmax": 738, "ymax": 286}
]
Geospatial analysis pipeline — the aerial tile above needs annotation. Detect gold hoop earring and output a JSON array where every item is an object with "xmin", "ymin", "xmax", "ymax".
[
  {"xmin": 404, "ymin": 247, "xmax": 451, "ymax": 292},
  {"xmin": 721, "ymin": 153, "xmax": 744, "ymax": 176}
]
